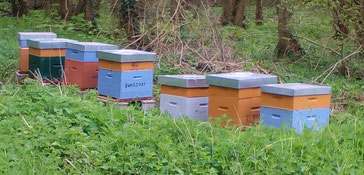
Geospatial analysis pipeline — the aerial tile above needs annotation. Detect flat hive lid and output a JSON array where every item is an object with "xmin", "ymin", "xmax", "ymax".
[
  {"xmin": 97, "ymin": 49, "xmax": 156, "ymax": 63},
  {"xmin": 260, "ymin": 83, "xmax": 332, "ymax": 96},
  {"xmin": 18, "ymin": 32, "xmax": 57, "ymax": 40},
  {"xmin": 28, "ymin": 38, "xmax": 77, "ymax": 49},
  {"xmin": 206, "ymin": 72, "xmax": 278, "ymax": 89},
  {"xmin": 158, "ymin": 74, "xmax": 208, "ymax": 88},
  {"xmin": 66, "ymin": 42, "xmax": 118, "ymax": 51}
]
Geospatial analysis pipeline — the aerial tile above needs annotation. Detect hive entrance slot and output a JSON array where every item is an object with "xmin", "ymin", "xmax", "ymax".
[
  {"xmin": 307, "ymin": 115, "xmax": 316, "ymax": 120},
  {"xmin": 218, "ymin": 106, "xmax": 228, "ymax": 111},
  {"xmin": 199, "ymin": 103, "xmax": 208, "ymax": 107},
  {"xmin": 271, "ymin": 114, "xmax": 281, "ymax": 119},
  {"xmin": 169, "ymin": 102, "xmax": 177, "ymax": 106}
]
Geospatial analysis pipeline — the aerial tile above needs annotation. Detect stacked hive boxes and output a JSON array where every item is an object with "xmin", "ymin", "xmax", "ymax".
[
  {"xmin": 97, "ymin": 49, "xmax": 156, "ymax": 100},
  {"xmin": 17, "ymin": 32, "xmax": 57, "ymax": 73},
  {"xmin": 206, "ymin": 72, "xmax": 277, "ymax": 127},
  {"xmin": 27, "ymin": 38, "xmax": 77, "ymax": 81},
  {"xmin": 260, "ymin": 83, "xmax": 331, "ymax": 134},
  {"xmin": 158, "ymin": 75, "xmax": 209, "ymax": 120},
  {"xmin": 65, "ymin": 42, "xmax": 118, "ymax": 89}
]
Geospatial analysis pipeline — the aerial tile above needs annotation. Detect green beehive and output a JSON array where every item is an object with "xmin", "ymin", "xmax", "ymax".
[{"xmin": 29, "ymin": 55, "xmax": 65, "ymax": 80}]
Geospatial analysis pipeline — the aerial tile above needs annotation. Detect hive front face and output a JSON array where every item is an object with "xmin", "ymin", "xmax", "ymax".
[
  {"xmin": 65, "ymin": 59, "xmax": 98, "ymax": 89},
  {"xmin": 209, "ymin": 95, "xmax": 260, "ymax": 126},
  {"xmin": 18, "ymin": 47, "xmax": 29, "ymax": 73},
  {"xmin": 98, "ymin": 69, "xmax": 153, "ymax": 100},
  {"xmin": 28, "ymin": 55, "xmax": 65, "ymax": 80},
  {"xmin": 160, "ymin": 94, "xmax": 209, "ymax": 120}
]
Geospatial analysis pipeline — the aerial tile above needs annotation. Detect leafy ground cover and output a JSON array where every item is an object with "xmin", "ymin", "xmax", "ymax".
[
  {"xmin": 0, "ymin": 5, "xmax": 363, "ymax": 174},
  {"xmin": 0, "ymin": 80, "xmax": 363, "ymax": 174}
]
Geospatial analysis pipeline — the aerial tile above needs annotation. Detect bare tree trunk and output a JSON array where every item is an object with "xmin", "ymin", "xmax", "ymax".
[
  {"xmin": 356, "ymin": 0, "xmax": 364, "ymax": 47},
  {"xmin": 255, "ymin": 0, "xmax": 263, "ymax": 25},
  {"xmin": 222, "ymin": 0, "xmax": 235, "ymax": 25},
  {"xmin": 275, "ymin": 2, "xmax": 303, "ymax": 57},
  {"xmin": 11, "ymin": 0, "xmax": 18, "ymax": 16},
  {"xmin": 85, "ymin": 0, "xmax": 93, "ymax": 21},
  {"xmin": 58, "ymin": 0, "xmax": 67, "ymax": 19},
  {"xmin": 234, "ymin": 0, "xmax": 248, "ymax": 27},
  {"xmin": 74, "ymin": 0, "xmax": 86, "ymax": 16}
]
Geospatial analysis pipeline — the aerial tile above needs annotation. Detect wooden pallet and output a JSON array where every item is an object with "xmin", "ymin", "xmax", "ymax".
[{"xmin": 98, "ymin": 95, "xmax": 155, "ymax": 111}]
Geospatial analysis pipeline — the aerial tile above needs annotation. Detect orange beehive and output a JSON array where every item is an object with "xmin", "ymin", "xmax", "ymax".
[
  {"xmin": 206, "ymin": 72, "xmax": 278, "ymax": 128},
  {"xmin": 261, "ymin": 93, "xmax": 331, "ymax": 110},
  {"xmin": 99, "ymin": 59, "xmax": 154, "ymax": 71},
  {"xmin": 65, "ymin": 59, "xmax": 98, "ymax": 89},
  {"xmin": 29, "ymin": 47, "xmax": 66, "ymax": 57},
  {"xmin": 160, "ymin": 85, "xmax": 209, "ymax": 97},
  {"xmin": 18, "ymin": 47, "xmax": 29, "ymax": 73},
  {"xmin": 208, "ymin": 86, "xmax": 261, "ymax": 127}
]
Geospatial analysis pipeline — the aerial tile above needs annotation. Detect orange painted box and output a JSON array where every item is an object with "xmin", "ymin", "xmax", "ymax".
[
  {"xmin": 160, "ymin": 85, "xmax": 209, "ymax": 97},
  {"xmin": 260, "ymin": 83, "xmax": 332, "ymax": 110},
  {"xmin": 209, "ymin": 85, "xmax": 261, "ymax": 99},
  {"xmin": 98, "ymin": 59, "xmax": 154, "ymax": 71},
  {"xmin": 261, "ymin": 93, "xmax": 331, "ymax": 110},
  {"xmin": 209, "ymin": 95, "xmax": 261, "ymax": 127},
  {"xmin": 18, "ymin": 47, "xmax": 29, "ymax": 73},
  {"xmin": 65, "ymin": 58, "xmax": 98, "ymax": 89},
  {"xmin": 29, "ymin": 47, "xmax": 66, "ymax": 57}
]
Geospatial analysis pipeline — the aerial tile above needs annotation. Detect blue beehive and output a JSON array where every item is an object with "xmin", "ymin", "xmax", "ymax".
[
  {"xmin": 66, "ymin": 42, "xmax": 119, "ymax": 62},
  {"xmin": 260, "ymin": 83, "xmax": 332, "ymax": 134},
  {"xmin": 97, "ymin": 49, "xmax": 156, "ymax": 100},
  {"xmin": 18, "ymin": 32, "xmax": 57, "ymax": 47}
]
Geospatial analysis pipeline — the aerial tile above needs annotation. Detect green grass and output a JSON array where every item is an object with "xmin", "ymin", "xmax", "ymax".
[
  {"xmin": 0, "ymin": 5, "xmax": 363, "ymax": 174},
  {"xmin": 0, "ymin": 81, "xmax": 363, "ymax": 174}
]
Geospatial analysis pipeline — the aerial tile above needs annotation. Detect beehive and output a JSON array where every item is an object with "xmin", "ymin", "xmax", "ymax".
[
  {"xmin": 260, "ymin": 83, "xmax": 331, "ymax": 134},
  {"xmin": 97, "ymin": 49, "xmax": 156, "ymax": 100},
  {"xmin": 17, "ymin": 32, "xmax": 57, "ymax": 73},
  {"xmin": 64, "ymin": 42, "xmax": 118, "ymax": 89},
  {"xmin": 158, "ymin": 75, "xmax": 209, "ymax": 120},
  {"xmin": 27, "ymin": 38, "xmax": 77, "ymax": 80},
  {"xmin": 206, "ymin": 72, "xmax": 277, "ymax": 127}
]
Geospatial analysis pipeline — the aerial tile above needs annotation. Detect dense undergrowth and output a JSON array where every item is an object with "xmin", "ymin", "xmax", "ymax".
[
  {"xmin": 0, "ymin": 80, "xmax": 363, "ymax": 174},
  {"xmin": 0, "ymin": 3, "xmax": 363, "ymax": 174}
]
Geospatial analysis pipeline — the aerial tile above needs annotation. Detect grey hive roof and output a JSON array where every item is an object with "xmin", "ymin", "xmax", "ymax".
[
  {"xmin": 158, "ymin": 74, "xmax": 208, "ymax": 88},
  {"xmin": 97, "ymin": 49, "xmax": 156, "ymax": 63},
  {"xmin": 206, "ymin": 72, "xmax": 278, "ymax": 89},
  {"xmin": 260, "ymin": 83, "xmax": 332, "ymax": 96}
]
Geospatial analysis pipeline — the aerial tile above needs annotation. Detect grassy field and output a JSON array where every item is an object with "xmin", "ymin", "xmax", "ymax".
[{"xmin": 0, "ymin": 5, "xmax": 363, "ymax": 174}]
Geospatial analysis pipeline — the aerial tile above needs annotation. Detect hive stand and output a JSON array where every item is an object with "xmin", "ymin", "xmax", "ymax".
[{"xmin": 97, "ymin": 95, "xmax": 155, "ymax": 111}]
